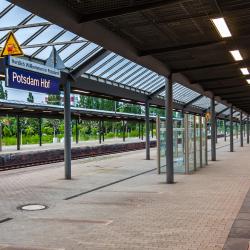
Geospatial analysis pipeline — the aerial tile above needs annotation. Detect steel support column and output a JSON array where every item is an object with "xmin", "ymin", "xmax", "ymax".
[
  {"xmin": 145, "ymin": 99, "xmax": 150, "ymax": 160},
  {"xmin": 247, "ymin": 115, "xmax": 250, "ymax": 144},
  {"xmin": 211, "ymin": 97, "xmax": 216, "ymax": 161},
  {"xmin": 224, "ymin": 119, "xmax": 227, "ymax": 142},
  {"xmin": 199, "ymin": 116, "xmax": 203, "ymax": 167},
  {"xmin": 99, "ymin": 121, "xmax": 102, "ymax": 144},
  {"xmin": 138, "ymin": 122, "xmax": 141, "ymax": 139},
  {"xmin": 240, "ymin": 112, "xmax": 243, "ymax": 147},
  {"xmin": 64, "ymin": 81, "xmax": 71, "ymax": 180},
  {"xmin": 102, "ymin": 121, "xmax": 105, "ymax": 142},
  {"xmin": 17, "ymin": 115, "xmax": 20, "ymax": 151},
  {"xmin": 205, "ymin": 118, "xmax": 208, "ymax": 165},
  {"xmin": 141, "ymin": 124, "xmax": 144, "ymax": 140},
  {"xmin": 75, "ymin": 119, "xmax": 79, "ymax": 144},
  {"xmin": 39, "ymin": 117, "xmax": 42, "ymax": 146},
  {"xmin": 230, "ymin": 106, "xmax": 234, "ymax": 152},
  {"xmin": 151, "ymin": 121, "xmax": 154, "ymax": 138},
  {"xmin": 123, "ymin": 120, "xmax": 126, "ymax": 142},
  {"xmin": 215, "ymin": 119, "xmax": 218, "ymax": 144},
  {"xmin": 165, "ymin": 77, "xmax": 174, "ymax": 184},
  {"xmin": 156, "ymin": 115, "xmax": 161, "ymax": 174}
]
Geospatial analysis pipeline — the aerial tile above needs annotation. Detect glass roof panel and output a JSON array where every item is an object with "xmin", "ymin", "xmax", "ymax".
[
  {"xmin": 107, "ymin": 62, "xmax": 135, "ymax": 81},
  {"xmin": 132, "ymin": 72, "xmax": 157, "ymax": 88},
  {"xmin": 114, "ymin": 64, "xmax": 141, "ymax": 82},
  {"xmin": 172, "ymin": 83, "xmax": 200, "ymax": 104},
  {"xmin": 215, "ymin": 103, "xmax": 227, "ymax": 113},
  {"xmin": 26, "ymin": 24, "xmax": 63, "ymax": 45},
  {"xmin": 91, "ymin": 55, "xmax": 123, "ymax": 76},
  {"xmin": 125, "ymin": 69, "xmax": 149, "ymax": 86},
  {"xmin": 34, "ymin": 31, "xmax": 78, "ymax": 59},
  {"xmin": 223, "ymin": 109, "xmax": 231, "ymax": 116},
  {"xmin": 14, "ymin": 26, "xmax": 41, "ymax": 44},
  {"xmin": 192, "ymin": 96, "xmax": 211, "ymax": 109},
  {"xmin": 137, "ymin": 74, "xmax": 160, "ymax": 88},
  {"xmin": 25, "ymin": 15, "xmax": 47, "ymax": 24},
  {"xmin": 0, "ymin": 1, "xmax": 11, "ymax": 12},
  {"xmin": 0, "ymin": 6, "xmax": 30, "ymax": 29},
  {"xmin": 147, "ymin": 79, "xmax": 165, "ymax": 93},
  {"xmin": 85, "ymin": 52, "xmax": 115, "ymax": 74},
  {"xmin": 65, "ymin": 44, "xmax": 102, "ymax": 69},
  {"xmin": 22, "ymin": 47, "xmax": 41, "ymax": 56},
  {"xmin": 101, "ymin": 58, "xmax": 126, "ymax": 79}
]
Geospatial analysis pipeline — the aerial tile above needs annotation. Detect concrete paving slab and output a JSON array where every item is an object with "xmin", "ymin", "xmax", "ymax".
[{"xmin": 0, "ymin": 137, "xmax": 249, "ymax": 249}]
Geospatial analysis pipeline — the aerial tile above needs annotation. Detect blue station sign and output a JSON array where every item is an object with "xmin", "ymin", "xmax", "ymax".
[
  {"xmin": 6, "ymin": 67, "xmax": 60, "ymax": 94},
  {"xmin": 5, "ymin": 56, "xmax": 60, "ymax": 94}
]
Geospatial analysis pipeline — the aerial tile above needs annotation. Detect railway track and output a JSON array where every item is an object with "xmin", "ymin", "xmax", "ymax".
[{"xmin": 0, "ymin": 141, "xmax": 156, "ymax": 171}]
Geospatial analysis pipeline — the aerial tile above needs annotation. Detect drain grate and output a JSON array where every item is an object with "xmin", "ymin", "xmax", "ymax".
[
  {"xmin": 0, "ymin": 217, "xmax": 13, "ymax": 224},
  {"xmin": 18, "ymin": 204, "xmax": 47, "ymax": 211}
]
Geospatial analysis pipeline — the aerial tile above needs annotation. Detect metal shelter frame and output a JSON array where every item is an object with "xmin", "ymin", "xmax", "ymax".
[{"xmin": 0, "ymin": 0, "xmax": 249, "ymax": 182}]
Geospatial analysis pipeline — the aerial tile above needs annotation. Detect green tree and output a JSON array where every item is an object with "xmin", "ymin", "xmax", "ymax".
[
  {"xmin": 27, "ymin": 92, "xmax": 34, "ymax": 103},
  {"xmin": 47, "ymin": 94, "xmax": 61, "ymax": 105}
]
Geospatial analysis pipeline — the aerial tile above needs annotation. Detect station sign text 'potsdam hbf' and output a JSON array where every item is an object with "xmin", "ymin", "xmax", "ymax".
[{"xmin": 5, "ymin": 56, "xmax": 60, "ymax": 94}]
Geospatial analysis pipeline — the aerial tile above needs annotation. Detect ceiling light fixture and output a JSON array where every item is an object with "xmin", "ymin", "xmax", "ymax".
[
  {"xmin": 229, "ymin": 50, "xmax": 243, "ymax": 61},
  {"xmin": 211, "ymin": 17, "xmax": 232, "ymax": 38},
  {"xmin": 240, "ymin": 68, "xmax": 249, "ymax": 75},
  {"xmin": 74, "ymin": 90, "xmax": 90, "ymax": 94},
  {"xmin": 247, "ymin": 79, "xmax": 250, "ymax": 84}
]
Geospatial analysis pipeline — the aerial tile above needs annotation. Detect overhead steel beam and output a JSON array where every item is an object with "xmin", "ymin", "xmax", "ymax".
[
  {"xmin": 118, "ymin": 5, "xmax": 249, "ymax": 28},
  {"xmin": 183, "ymin": 95, "xmax": 203, "ymax": 108},
  {"xmin": 78, "ymin": 0, "xmax": 185, "ymax": 23},
  {"xmin": 0, "ymin": 21, "xmax": 51, "ymax": 32},
  {"xmin": 204, "ymin": 84, "xmax": 246, "ymax": 90},
  {"xmin": 192, "ymin": 75, "xmax": 243, "ymax": 84},
  {"xmin": 214, "ymin": 88, "xmax": 250, "ymax": 95},
  {"xmin": 22, "ymin": 40, "xmax": 87, "ymax": 49},
  {"xmin": 72, "ymin": 75, "xmax": 206, "ymax": 114},
  {"xmin": 221, "ymin": 94, "xmax": 250, "ymax": 99},
  {"xmin": 139, "ymin": 40, "xmax": 224, "ymax": 56},
  {"xmin": 172, "ymin": 61, "xmax": 239, "ymax": 73}
]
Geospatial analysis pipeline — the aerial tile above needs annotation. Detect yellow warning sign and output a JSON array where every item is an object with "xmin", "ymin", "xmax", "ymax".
[
  {"xmin": 0, "ymin": 31, "xmax": 23, "ymax": 57},
  {"xmin": 205, "ymin": 112, "xmax": 211, "ymax": 122}
]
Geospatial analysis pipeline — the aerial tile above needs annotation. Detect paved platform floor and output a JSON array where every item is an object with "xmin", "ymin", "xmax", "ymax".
[{"xmin": 0, "ymin": 138, "xmax": 250, "ymax": 249}]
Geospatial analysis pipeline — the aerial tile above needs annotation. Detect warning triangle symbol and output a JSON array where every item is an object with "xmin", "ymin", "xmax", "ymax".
[{"xmin": 0, "ymin": 31, "xmax": 23, "ymax": 57}]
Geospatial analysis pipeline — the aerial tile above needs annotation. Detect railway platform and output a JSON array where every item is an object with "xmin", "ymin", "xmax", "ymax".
[{"xmin": 0, "ymin": 138, "xmax": 249, "ymax": 250}]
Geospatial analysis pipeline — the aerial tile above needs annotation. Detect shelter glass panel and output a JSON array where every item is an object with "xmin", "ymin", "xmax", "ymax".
[
  {"xmin": 188, "ymin": 114, "xmax": 195, "ymax": 172},
  {"xmin": 195, "ymin": 116, "xmax": 201, "ymax": 169}
]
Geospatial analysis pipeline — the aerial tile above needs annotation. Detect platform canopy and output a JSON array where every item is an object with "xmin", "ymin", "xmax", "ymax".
[{"xmin": 0, "ymin": 0, "xmax": 249, "ymax": 115}]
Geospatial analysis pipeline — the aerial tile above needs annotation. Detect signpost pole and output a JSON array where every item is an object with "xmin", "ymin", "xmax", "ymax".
[{"xmin": 64, "ymin": 81, "xmax": 71, "ymax": 180}]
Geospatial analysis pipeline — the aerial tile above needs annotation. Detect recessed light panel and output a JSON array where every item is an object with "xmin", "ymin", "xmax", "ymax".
[{"xmin": 211, "ymin": 18, "xmax": 232, "ymax": 38}]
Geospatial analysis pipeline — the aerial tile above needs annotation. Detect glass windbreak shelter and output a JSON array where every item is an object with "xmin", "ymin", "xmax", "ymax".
[{"xmin": 157, "ymin": 113, "xmax": 207, "ymax": 174}]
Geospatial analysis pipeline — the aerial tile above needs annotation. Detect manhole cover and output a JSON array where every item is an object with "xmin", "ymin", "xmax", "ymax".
[{"xmin": 19, "ymin": 204, "xmax": 47, "ymax": 211}]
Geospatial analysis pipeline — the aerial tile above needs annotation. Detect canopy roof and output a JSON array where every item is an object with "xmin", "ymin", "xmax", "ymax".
[{"xmin": 0, "ymin": 0, "xmax": 248, "ymax": 116}]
